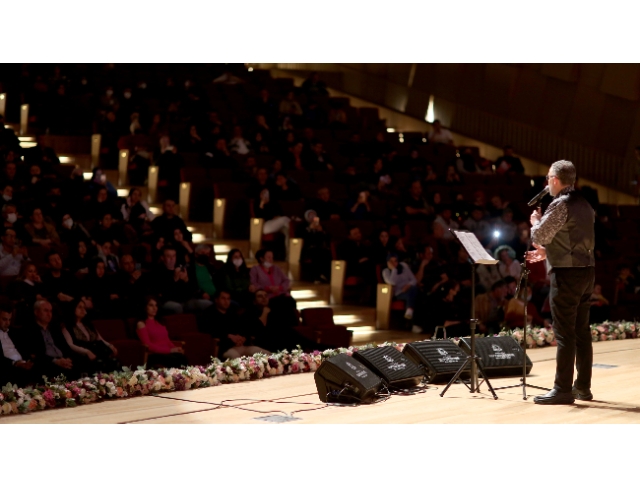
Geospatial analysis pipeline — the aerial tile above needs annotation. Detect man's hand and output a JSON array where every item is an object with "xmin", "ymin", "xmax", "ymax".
[
  {"xmin": 53, "ymin": 358, "xmax": 73, "ymax": 369},
  {"xmin": 14, "ymin": 360, "xmax": 33, "ymax": 370},
  {"xmin": 401, "ymin": 284, "xmax": 411, "ymax": 293},
  {"xmin": 530, "ymin": 208, "xmax": 542, "ymax": 226},
  {"xmin": 131, "ymin": 270, "xmax": 142, "ymax": 280},
  {"xmin": 525, "ymin": 243, "xmax": 546, "ymax": 263},
  {"xmin": 57, "ymin": 293, "xmax": 74, "ymax": 302},
  {"xmin": 227, "ymin": 334, "xmax": 245, "ymax": 347},
  {"xmin": 87, "ymin": 351, "xmax": 97, "ymax": 361},
  {"xmin": 170, "ymin": 346, "xmax": 185, "ymax": 354}
]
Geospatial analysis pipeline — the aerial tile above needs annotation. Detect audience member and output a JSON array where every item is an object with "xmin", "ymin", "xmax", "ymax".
[
  {"xmin": 0, "ymin": 227, "xmax": 28, "ymax": 277},
  {"xmin": 427, "ymin": 120, "xmax": 454, "ymax": 145},
  {"xmin": 61, "ymin": 298, "xmax": 120, "ymax": 374},
  {"xmin": 382, "ymin": 254, "xmax": 418, "ymax": 323},
  {"xmin": 136, "ymin": 296, "xmax": 187, "ymax": 368},
  {"xmin": 199, "ymin": 290, "xmax": 269, "ymax": 359}
]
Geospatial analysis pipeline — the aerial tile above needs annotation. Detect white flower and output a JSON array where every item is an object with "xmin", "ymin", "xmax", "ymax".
[{"xmin": 128, "ymin": 376, "xmax": 138, "ymax": 387}]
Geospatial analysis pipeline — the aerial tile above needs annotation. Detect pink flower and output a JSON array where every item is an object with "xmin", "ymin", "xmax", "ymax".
[{"xmin": 599, "ymin": 334, "xmax": 607, "ymax": 341}]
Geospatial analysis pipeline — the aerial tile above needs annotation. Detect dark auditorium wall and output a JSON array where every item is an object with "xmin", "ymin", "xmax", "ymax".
[{"xmin": 261, "ymin": 63, "xmax": 640, "ymax": 195}]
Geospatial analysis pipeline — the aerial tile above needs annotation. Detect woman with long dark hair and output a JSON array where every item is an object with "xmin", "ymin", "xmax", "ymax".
[
  {"xmin": 85, "ymin": 258, "xmax": 121, "ymax": 318},
  {"xmin": 61, "ymin": 298, "xmax": 120, "ymax": 374},
  {"xmin": 136, "ymin": 296, "xmax": 187, "ymax": 368}
]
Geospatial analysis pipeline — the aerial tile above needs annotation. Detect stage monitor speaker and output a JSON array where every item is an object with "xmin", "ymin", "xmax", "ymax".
[
  {"xmin": 459, "ymin": 336, "xmax": 533, "ymax": 377},
  {"xmin": 353, "ymin": 346, "xmax": 424, "ymax": 389},
  {"xmin": 403, "ymin": 340, "xmax": 471, "ymax": 383},
  {"xmin": 314, "ymin": 354, "xmax": 382, "ymax": 403}
]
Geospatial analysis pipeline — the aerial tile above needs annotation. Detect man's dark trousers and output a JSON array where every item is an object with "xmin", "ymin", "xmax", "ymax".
[{"xmin": 549, "ymin": 266, "xmax": 595, "ymax": 393}]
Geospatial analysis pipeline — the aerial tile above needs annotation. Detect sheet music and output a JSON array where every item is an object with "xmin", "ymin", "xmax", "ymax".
[{"xmin": 452, "ymin": 230, "xmax": 498, "ymax": 265}]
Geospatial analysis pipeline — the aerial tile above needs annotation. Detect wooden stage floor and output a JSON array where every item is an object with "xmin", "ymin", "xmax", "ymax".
[{"xmin": 3, "ymin": 339, "xmax": 640, "ymax": 424}]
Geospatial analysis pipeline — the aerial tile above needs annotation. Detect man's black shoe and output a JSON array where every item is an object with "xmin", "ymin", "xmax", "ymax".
[
  {"xmin": 572, "ymin": 386, "xmax": 593, "ymax": 401},
  {"xmin": 533, "ymin": 389, "xmax": 575, "ymax": 405}
]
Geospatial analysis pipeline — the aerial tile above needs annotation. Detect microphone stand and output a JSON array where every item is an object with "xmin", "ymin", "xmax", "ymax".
[{"xmin": 493, "ymin": 215, "xmax": 550, "ymax": 400}]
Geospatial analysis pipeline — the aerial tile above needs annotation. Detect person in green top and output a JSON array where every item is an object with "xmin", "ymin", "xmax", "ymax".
[
  {"xmin": 191, "ymin": 245, "xmax": 218, "ymax": 301},
  {"xmin": 222, "ymin": 248, "xmax": 256, "ymax": 307}
]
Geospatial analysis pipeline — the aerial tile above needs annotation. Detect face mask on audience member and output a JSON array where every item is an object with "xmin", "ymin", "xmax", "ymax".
[
  {"xmin": 2, "ymin": 194, "xmax": 11, "ymax": 201},
  {"xmin": 6, "ymin": 213, "xmax": 17, "ymax": 224},
  {"xmin": 262, "ymin": 261, "xmax": 273, "ymax": 269},
  {"xmin": 123, "ymin": 91, "xmax": 132, "ymax": 99},
  {"xmin": 232, "ymin": 258, "xmax": 243, "ymax": 268},
  {"xmin": 63, "ymin": 217, "xmax": 74, "ymax": 229}
]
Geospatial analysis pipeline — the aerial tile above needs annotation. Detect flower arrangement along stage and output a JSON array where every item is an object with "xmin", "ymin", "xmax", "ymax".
[
  {"xmin": 1, "ymin": 321, "xmax": 636, "ymax": 417},
  {"xmin": 0, "ymin": 342, "xmax": 400, "ymax": 416}
]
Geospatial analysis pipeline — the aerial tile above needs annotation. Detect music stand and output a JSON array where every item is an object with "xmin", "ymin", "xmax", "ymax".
[
  {"xmin": 493, "ymin": 245, "xmax": 550, "ymax": 400},
  {"xmin": 440, "ymin": 230, "xmax": 498, "ymax": 400}
]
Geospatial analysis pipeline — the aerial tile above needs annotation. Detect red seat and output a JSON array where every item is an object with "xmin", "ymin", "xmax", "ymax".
[
  {"xmin": 300, "ymin": 307, "xmax": 352, "ymax": 348},
  {"xmin": 161, "ymin": 314, "xmax": 218, "ymax": 365},
  {"xmin": 92, "ymin": 319, "xmax": 147, "ymax": 369}
]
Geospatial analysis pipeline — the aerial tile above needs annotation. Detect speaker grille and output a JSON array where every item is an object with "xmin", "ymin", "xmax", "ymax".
[
  {"xmin": 403, "ymin": 340, "xmax": 470, "ymax": 383},
  {"xmin": 459, "ymin": 336, "xmax": 532, "ymax": 377},
  {"xmin": 353, "ymin": 346, "xmax": 424, "ymax": 389},
  {"xmin": 314, "ymin": 354, "xmax": 382, "ymax": 403}
]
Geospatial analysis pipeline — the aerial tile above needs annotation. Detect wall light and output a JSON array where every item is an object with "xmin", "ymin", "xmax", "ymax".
[
  {"xmin": 425, "ymin": 95, "xmax": 435, "ymax": 123},
  {"xmin": 386, "ymin": 128, "xmax": 395, "ymax": 133}
]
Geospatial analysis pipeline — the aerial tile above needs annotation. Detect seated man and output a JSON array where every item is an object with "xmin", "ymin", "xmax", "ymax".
[
  {"xmin": 494, "ymin": 145, "xmax": 525, "ymax": 175},
  {"xmin": 402, "ymin": 180, "xmax": 434, "ymax": 221},
  {"xmin": 41, "ymin": 250, "xmax": 79, "ymax": 304},
  {"xmin": 0, "ymin": 227, "xmax": 28, "ymax": 277},
  {"xmin": 18, "ymin": 299, "xmax": 82, "ymax": 382},
  {"xmin": 0, "ymin": 302, "xmax": 36, "ymax": 387},
  {"xmin": 199, "ymin": 290, "xmax": 268, "ymax": 359},
  {"xmin": 474, "ymin": 280, "xmax": 508, "ymax": 334},
  {"xmin": 24, "ymin": 207, "xmax": 61, "ymax": 249},
  {"xmin": 149, "ymin": 245, "xmax": 192, "ymax": 314},
  {"xmin": 310, "ymin": 187, "xmax": 342, "ymax": 221},
  {"xmin": 243, "ymin": 290, "xmax": 329, "ymax": 352},
  {"xmin": 150, "ymin": 199, "xmax": 192, "ymax": 243}
]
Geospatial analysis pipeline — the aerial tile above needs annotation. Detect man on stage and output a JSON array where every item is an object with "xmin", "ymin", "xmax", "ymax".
[{"xmin": 526, "ymin": 160, "xmax": 595, "ymax": 405}]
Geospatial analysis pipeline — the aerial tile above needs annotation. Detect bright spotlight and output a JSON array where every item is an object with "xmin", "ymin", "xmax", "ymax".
[{"xmin": 493, "ymin": 231, "xmax": 501, "ymax": 239}]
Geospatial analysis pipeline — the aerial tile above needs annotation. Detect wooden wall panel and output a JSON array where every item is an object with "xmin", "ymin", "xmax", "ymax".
[
  {"xmin": 564, "ymin": 85, "xmax": 606, "ymax": 147},
  {"xmin": 541, "ymin": 64, "xmax": 580, "ymax": 83},
  {"xmin": 536, "ymin": 78, "xmax": 576, "ymax": 136},
  {"xmin": 596, "ymin": 95, "xmax": 638, "ymax": 154},
  {"xmin": 600, "ymin": 64, "xmax": 640, "ymax": 101},
  {"xmin": 508, "ymin": 67, "xmax": 547, "ymax": 126}
]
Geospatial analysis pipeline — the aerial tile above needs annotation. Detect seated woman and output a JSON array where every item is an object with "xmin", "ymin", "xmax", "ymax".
[
  {"xmin": 170, "ymin": 228, "xmax": 194, "ymax": 266},
  {"xmin": 85, "ymin": 258, "xmax": 122, "ymax": 318},
  {"xmin": 249, "ymin": 249, "xmax": 297, "ymax": 328},
  {"xmin": 222, "ymin": 248, "xmax": 256, "ymax": 307},
  {"xmin": 382, "ymin": 254, "xmax": 418, "ymax": 323},
  {"xmin": 67, "ymin": 240, "xmax": 94, "ymax": 275},
  {"xmin": 8, "ymin": 262, "xmax": 46, "ymax": 309},
  {"xmin": 136, "ymin": 296, "xmax": 187, "ymax": 368},
  {"xmin": 61, "ymin": 298, "xmax": 120, "ymax": 374}
]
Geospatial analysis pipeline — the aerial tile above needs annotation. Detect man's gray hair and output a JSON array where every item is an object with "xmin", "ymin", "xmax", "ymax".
[
  {"xmin": 194, "ymin": 244, "xmax": 211, "ymax": 254},
  {"xmin": 550, "ymin": 160, "xmax": 576, "ymax": 186},
  {"xmin": 34, "ymin": 299, "xmax": 49, "ymax": 312}
]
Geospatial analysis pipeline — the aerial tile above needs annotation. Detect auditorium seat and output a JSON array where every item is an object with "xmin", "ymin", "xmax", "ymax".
[
  {"xmin": 92, "ymin": 319, "xmax": 147, "ymax": 368},
  {"xmin": 299, "ymin": 307, "xmax": 353, "ymax": 348},
  {"xmin": 161, "ymin": 314, "xmax": 218, "ymax": 366}
]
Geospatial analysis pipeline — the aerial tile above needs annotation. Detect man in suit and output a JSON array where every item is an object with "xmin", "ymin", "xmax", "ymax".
[
  {"xmin": 18, "ymin": 299, "xmax": 80, "ymax": 382},
  {"xmin": 0, "ymin": 302, "xmax": 35, "ymax": 386},
  {"xmin": 527, "ymin": 160, "xmax": 596, "ymax": 405}
]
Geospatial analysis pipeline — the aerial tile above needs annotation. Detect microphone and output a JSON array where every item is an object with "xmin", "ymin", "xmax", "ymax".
[{"xmin": 528, "ymin": 186, "xmax": 549, "ymax": 207}]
